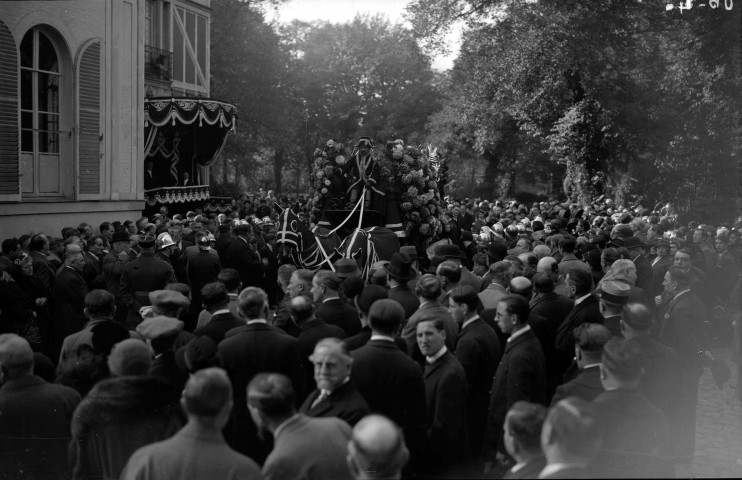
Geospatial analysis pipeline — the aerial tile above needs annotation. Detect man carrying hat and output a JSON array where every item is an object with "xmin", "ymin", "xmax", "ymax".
[
  {"xmin": 386, "ymin": 253, "xmax": 420, "ymax": 320},
  {"xmin": 136, "ymin": 315, "xmax": 188, "ymax": 396},
  {"xmin": 119, "ymin": 232, "xmax": 177, "ymax": 328}
]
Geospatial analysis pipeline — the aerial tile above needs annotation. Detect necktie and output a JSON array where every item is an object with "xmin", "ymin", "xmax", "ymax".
[{"xmin": 311, "ymin": 390, "xmax": 330, "ymax": 409}]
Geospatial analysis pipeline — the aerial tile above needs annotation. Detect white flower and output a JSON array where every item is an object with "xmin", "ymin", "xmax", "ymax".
[{"xmin": 335, "ymin": 155, "xmax": 346, "ymax": 166}]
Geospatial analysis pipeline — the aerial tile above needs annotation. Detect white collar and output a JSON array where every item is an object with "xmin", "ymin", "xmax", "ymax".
[
  {"xmin": 462, "ymin": 315, "xmax": 480, "ymax": 331},
  {"xmin": 507, "ymin": 324, "xmax": 531, "ymax": 343},
  {"xmin": 322, "ymin": 296, "xmax": 340, "ymax": 303},
  {"xmin": 574, "ymin": 293, "xmax": 591, "ymax": 305},
  {"xmin": 247, "ymin": 319, "xmax": 267, "ymax": 325},
  {"xmin": 672, "ymin": 289, "xmax": 691, "ymax": 302},
  {"xmin": 426, "ymin": 345, "xmax": 448, "ymax": 364},
  {"xmin": 370, "ymin": 334, "xmax": 395, "ymax": 343},
  {"xmin": 538, "ymin": 463, "xmax": 586, "ymax": 479},
  {"xmin": 211, "ymin": 308, "xmax": 230, "ymax": 317}
]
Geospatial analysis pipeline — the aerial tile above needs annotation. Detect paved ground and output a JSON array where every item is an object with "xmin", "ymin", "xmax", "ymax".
[{"xmin": 677, "ymin": 346, "xmax": 742, "ymax": 478}]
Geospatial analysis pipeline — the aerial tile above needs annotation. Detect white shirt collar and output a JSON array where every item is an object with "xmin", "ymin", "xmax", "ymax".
[
  {"xmin": 211, "ymin": 308, "xmax": 230, "ymax": 317},
  {"xmin": 574, "ymin": 293, "xmax": 591, "ymax": 305},
  {"xmin": 538, "ymin": 463, "xmax": 586, "ymax": 479},
  {"xmin": 323, "ymin": 296, "xmax": 340, "ymax": 303},
  {"xmin": 507, "ymin": 324, "xmax": 531, "ymax": 343},
  {"xmin": 426, "ymin": 345, "xmax": 448, "ymax": 364},
  {"xmin": 672, "ymin": 289, "xmax": 691, "ymax": 301},
  {"xmin": 247, "ymin": 319, "xmax": 267, "ymax": 325},
  {"xmin": 462, "ymin": 314, "xmax": 480, "ymax": 331},
  {"xmin": 370, "ymin": 334, "xmax": 395, "ymax": 343}
]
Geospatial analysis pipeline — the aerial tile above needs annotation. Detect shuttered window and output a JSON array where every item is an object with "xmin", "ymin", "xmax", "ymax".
[
  {"xmin": 0, "ymin": 19, "xmax": 19, "ymax": 201},
  {"xmin": 78, "ymin": 41, "xmax": 101, "ymax": 196}
]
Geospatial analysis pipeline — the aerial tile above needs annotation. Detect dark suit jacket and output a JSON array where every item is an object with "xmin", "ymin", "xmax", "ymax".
[
  {"xmin": 297, "ymin": 318, "xmax": 346, "ymax": 391},
  {"xmin": 315, "ymin": 298, "xmax": 360, "ymax": 337},
  {"xmin": 29, "ymin": 250, "xmax": 54, "ymax": 294},
  {"xmin": 550, "ymin": 364, "xmax": 603, "ymax": 406},
  {"xmin": 483, "ymin": 329, "xmax": 546, "ymax": 461},
  {"xmin": 299, "ymin": 380, "xmax": 370, "ymax": 426},
  {"xmin": 223, "ymin": 237, "xmax": 264, "ymax": 288},
  {"xmin": 388, "ymin": 284, "xmax": 420, "ymax": 319},
  {"xmin": 651, "ymin": 256, "xmax": 674, "ymax": 296},
  {"xmin": 658, "ymin": 290, "xmax": 706, "ymax": 362},
  {"xmin": 344, "ymin": 326, "xmax": 407, "ymax": 352},
  {"xmin": 633, "ymin": 254, "xmax": 654, "ymax": 292},
  {"xmin": 530, "ymin": 292, "xmax": 574, "ymax": 329},
  {"xmin": 423, "ymin": 350, "xmax": 470, "ymax": 476},
  {"xmin": 554, "ymin": 295, "xmax": 602, "ymax": 378},
  {"xmin": 218, "ymin": 322, "xmax": 306, "ymax": 462},
  {"xmin": 149, "ymin": 351, "xmax": 189, "ymax": 399},
  {"xmin": 186, "ymin": 250, "xmax": 222, "ymax": 299},
  {"xmin": 193, "ymin": 310, "xmax": 244, "ymax": 343},
  {"xmin": 52, "ymin": 267, "xmax": 89, "ymax": 357},
  {"xmin": 0, "ymin": 376, "xmax": 81, "ymax": 479},
  {"xmin": 629, "ymin": 335, "xmax": 682, "ymax": 415},
  {"xmin": 352, "ymin": 339, "xmax": 427, "ymax": 472},
  {"xmin": 118, "ymin": 252, "xmax": 177, "ymax": 326},
  {"xmin": 82, "ymin": 252, "xmax": 104, "ymax": 288},
  {"xmin": 455, "ymin": 317, "xmax": 502, "ymax": 455},
  {"xmin": 592, "ymin": 388, "xmax": 671, "ymax": 478}
]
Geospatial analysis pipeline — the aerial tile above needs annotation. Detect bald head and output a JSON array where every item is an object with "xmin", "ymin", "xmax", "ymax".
[
  {"xmin": 287, "ymin": 295, "xmax": 314, "ymax": 325},
  {"xmin": 533, "ymin": 244, "xmax": 551, "ymax": 259},
  {"xmin": 536, "ymin": 256, "xmax": 558, "ymax": 275},
  {"xmin": 348, "ymin": 414, "xmax": 409, "ymax": 479},
  {"xmin": 0, "ymin": 334, "xmax": 34, "ymax": 379},
  {"xmin": 509, "ymin": 276, "xmax": 533, "ymax": 299}
]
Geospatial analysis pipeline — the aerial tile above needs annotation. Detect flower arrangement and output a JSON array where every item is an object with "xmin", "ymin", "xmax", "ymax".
[
  {"xmin": 378, "ymin": 140, "xmax": 442, "ymax": 241},
  {"xmin": 310, "ymin": 139, "xmax": 347, "ymax": 219}
]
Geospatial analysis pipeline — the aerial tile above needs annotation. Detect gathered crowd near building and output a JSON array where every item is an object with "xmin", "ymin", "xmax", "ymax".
[
  {"xmin": 1, "ymin": 0, "xmax": 742, "ymax": 479},
  {"xmin": 0, "ymin": 189, "xmax": 741, "ymax": 479}
]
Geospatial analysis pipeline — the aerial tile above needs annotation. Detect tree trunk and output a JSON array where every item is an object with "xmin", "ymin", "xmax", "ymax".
[{"xmin": 273, "ymin": 148, "xmax": 284, "ymax": 195}]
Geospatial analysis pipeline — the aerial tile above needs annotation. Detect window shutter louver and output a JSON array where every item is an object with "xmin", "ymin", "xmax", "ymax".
[
  {"xmin": 78, "ymin": 40, "xmax": 101, "ymax": 196},
  {"xmin": 0, "ymin": 19, "xmax": 20, "ymax": 201}
]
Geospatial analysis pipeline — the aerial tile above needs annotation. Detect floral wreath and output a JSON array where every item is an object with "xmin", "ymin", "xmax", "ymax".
[
  {"xmin": 310, "ymin": 139, "xmax": 347, "ymax": 221},
  {"xmin": 378, "ymin": 139, "xmax": 443, "ymax": 241}
]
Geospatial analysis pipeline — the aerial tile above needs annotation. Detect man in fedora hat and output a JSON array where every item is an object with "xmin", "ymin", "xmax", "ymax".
[{"xmin": 385, "ymin": 253, "xmax": 420, "ymax": 320}]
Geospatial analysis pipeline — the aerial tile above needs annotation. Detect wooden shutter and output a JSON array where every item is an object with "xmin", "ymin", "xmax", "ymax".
[
  {"xmin": 78, "ymin": 40, "xmax": 102, "ymax": 196},
  {"xmin": 0, "ymin": 19, "xmax": 19, "ymax": 201}
]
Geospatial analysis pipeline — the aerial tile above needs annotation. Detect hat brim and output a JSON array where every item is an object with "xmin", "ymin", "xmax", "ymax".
[{"xmin": 383, "ymin": 266, "xmax": 417, "ymax": 281}]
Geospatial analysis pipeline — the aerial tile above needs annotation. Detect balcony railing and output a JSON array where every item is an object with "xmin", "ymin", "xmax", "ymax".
[{"xmin": 145, "ymin": 45, "xmax": 173, "ymax": 83}]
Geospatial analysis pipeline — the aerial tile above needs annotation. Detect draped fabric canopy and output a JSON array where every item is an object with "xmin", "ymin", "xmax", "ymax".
[{"xmin": 144, "ymin": 97, "xmax": 236, "ymax": 187}]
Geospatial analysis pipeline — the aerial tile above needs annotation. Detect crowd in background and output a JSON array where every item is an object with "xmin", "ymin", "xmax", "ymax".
[{"xmin": 0, "ymin": 191, "xmax": 741, "ymax": 479}]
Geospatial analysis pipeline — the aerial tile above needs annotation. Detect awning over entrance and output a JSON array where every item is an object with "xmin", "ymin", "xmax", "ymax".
[{"xmin": 144, "ymin": 97, "xmax": 236, "ymax": 188}]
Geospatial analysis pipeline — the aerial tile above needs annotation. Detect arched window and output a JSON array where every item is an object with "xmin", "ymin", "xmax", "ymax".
[{"xmin": 20, "ymin": 27, "xmax": 72, "ymax": 198}]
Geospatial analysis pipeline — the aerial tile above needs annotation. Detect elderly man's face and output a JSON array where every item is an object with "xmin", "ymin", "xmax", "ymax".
[
  {"xmin": 89, "ymin": 237, "xmax": 105, "ymax": 256},
  {"xmin": 312, "ymin": 345, "xmax": 351, "ymax": 392},
  {"xmin": 692, "ymin": 230, "xmax": 705, "ymax": 244}
]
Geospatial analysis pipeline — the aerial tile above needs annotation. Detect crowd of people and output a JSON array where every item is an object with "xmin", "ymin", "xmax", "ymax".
[{"xmin": 0, "ymin": 193, "xmax": 740, "ymax": 480}]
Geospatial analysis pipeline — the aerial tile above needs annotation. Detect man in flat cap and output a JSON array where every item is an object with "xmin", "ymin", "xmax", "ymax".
[
  {"xmin": 119, "ymin": 232, "xmax": 176, "ymax": 328},
  {"xmin": 136, "ymin": 315, "xmax": 188, "ymax": 396},
  {"xmin": 596, "ymin": 280, "xmax": 630, "ymax": 338}
]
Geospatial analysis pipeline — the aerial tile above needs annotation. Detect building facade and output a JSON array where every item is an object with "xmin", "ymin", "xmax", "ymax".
[{"xmin": 0, "ymin": 0, "xmax": 231, "ymax": 238}]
